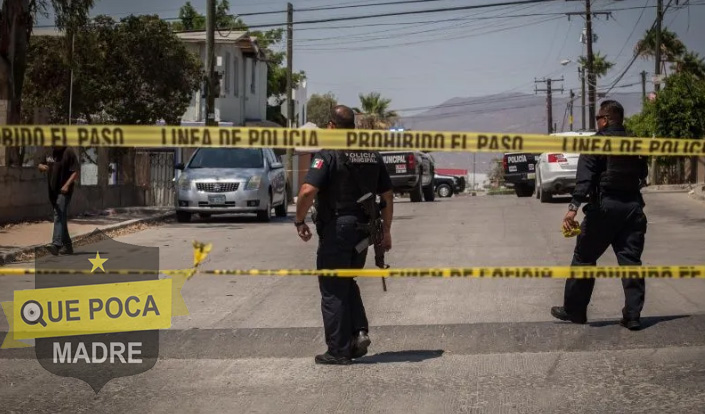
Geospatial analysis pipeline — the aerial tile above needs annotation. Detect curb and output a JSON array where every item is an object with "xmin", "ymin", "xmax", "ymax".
[
  {"xmin": 689, "ymin": 187, "xmax": 705, "ymax": 202},
  {"xmin": 641, "ymin": 184, "xmax": 695, "ymax": 194},
  {"xmin": 0, "ymin": 211, "xmax": 175, "ymax": 267}
]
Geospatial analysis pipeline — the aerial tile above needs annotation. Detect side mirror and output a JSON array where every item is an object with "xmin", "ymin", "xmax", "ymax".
[
  {"xmin": 271, "ymin": 162, "xmax": 284, "ymax": 170},
  {"xmin": 175, "ymin": 163, "xmax": 185, "ymax": 170}
]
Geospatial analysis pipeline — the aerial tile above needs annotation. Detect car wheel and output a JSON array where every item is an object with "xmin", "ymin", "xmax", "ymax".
[
  {"xmin": 539, "ymin": 185, "xmax": 552, "ymax": 203},
  {"xmin": 257, "ymin": 194, "xmax": 272, "ymax": 222},
  {"xmin": 176, "ymin": 211, "xmax": 191, "ymax": 223},
  {"xmin": 437, "ymin": 184, "xmax": 452, "ymax": 198},
  {"xmin": 275, "ymin": 188, "xmax": 288, "ymax": 217},
  {"xmin": 410, "ymin": 176, "xmax": 423, "ymax": 202}
]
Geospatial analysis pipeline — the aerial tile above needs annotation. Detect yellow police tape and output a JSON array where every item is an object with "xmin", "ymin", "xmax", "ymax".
[
  {"xmin": 1, "ymin": 125, "xmax": 704, "ymax": 156},
  {"xmin": 1, "ymin": 266, "xmax": 704, "ymax": 278}
]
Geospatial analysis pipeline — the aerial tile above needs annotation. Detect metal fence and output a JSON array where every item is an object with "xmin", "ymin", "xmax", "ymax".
[{"xmin": 136, "ymin": 150, "xmax": 175, "ymax": 206}]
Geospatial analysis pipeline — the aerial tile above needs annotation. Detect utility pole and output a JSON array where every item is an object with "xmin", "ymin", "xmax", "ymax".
[
  {"xmin": 569, "ymin": 89, "xmax": 575, "ymax": 131},
  {"xmin": 654, "ymin": 0, "xmax": 663, "ymax": 93},
  {"xmin": 285, "ymin": 2, "xmax": 294, "ymax": 203},
  {"xmin": 205, "ymin": 0, "xmax": 216, "ymax": 126},
  {"xmin": 641, "ymin": 70, "xmax": 648, "ymax": 103},
  {"xmin": 566, "ymin": 4, "xmax": 611, "ymax": 131},
  {"xmin": 650, "ymin": 0, "xmax": 664, "ymax": 187},
  {"xmin": 286, "ymin": 2, "xmax": 294, "ymax": 128},
  {"xmin": 584, "ymin": 0, "xmax": 596, "ymax": 131},
  {"xmin": 579, "ymin": 66, "xmax": 586, "ymax": 130},
  {"xmin": 535, "ymin": 77, "xmax": 564, "ymax": 134}
]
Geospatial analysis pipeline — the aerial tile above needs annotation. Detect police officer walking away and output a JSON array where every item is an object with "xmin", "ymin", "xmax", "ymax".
[
  {"xmin": 295, "ymin": 105, "xmax": 394, "ymax": 365},
  {"xmin": 551, "ymin": 100, "xmax": 649, "ymax": 331}
]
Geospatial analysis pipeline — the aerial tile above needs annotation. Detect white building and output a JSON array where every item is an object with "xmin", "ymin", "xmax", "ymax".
[
  {"xmin": 177, "ymin": 31, "xmax": 268, "ymax": 125},
  {"xmin": 279, "ymin": 79, "xmax": 308, "ymax": 128}
]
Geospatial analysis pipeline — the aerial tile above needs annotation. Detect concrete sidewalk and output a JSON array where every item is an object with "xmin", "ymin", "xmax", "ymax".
[{"xmin": 0, "ymin": 207, "xmax": 174, "ymax": 266}]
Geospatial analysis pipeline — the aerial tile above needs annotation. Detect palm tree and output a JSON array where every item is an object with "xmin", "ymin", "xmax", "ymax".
[
  {"xmin": 634, "ymin": 28, "xmax": 686, "ymax": 75},
  {"xmin": 354, "ymin": 92, "xmax": 398, "ymax": 129},
  {"xmin": 672, "ymin": 51, "xmax": 705, "ymax": 80},
  {"xmin": 578, "ymin": 51, "xmax": 614, "ymax": 78},
  {"xmin": 578, "ymin": 51, "xmax": 614, "ymax": 90}
]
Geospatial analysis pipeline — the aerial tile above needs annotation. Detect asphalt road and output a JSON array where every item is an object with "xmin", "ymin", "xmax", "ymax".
[{"xmin": 2, "ymin": 192, "xmax": 705, "ymax": 413}]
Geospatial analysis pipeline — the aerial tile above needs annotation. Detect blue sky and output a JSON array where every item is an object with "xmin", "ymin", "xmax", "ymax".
[{"xmin": 37, "ymin": 0, "xmax": 705, "ymax": 116}]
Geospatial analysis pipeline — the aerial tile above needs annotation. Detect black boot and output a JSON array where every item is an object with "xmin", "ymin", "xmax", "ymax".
[
  {"xmin": 58, "ymin": 245, "xmax": 74, "ymax": 255},
  {"xmin": 315, "ymin": 352, "xmax": 352, "ymax": 365},
  {"xmin": 551, "ymin": 306, "xmax": 587, "ymax": 324},
  {"xmin": 620, "ymin": 318, "xmax": 642, "ymax": 331},
  {"xmin": 45, "ymin": 244, "xmax": 60, "ymax": 256},
  {"xmin": 351, "ymin": 331, "xmax": 371, "ymax": 359}
]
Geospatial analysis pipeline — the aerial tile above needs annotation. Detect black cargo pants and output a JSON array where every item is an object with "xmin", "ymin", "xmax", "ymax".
[
  {"xmin": 316, "ymin": 214, "xmax": 370, "ymax": 357},
  {"xmin": 564, "ymin": 195, "xmax": 648, "ymax": 321}
]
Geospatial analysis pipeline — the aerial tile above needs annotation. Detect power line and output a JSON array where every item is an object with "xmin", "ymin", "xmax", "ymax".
[
  {"xmin": 33, "ymin": 1, "xmax": 699, "ymax": 30},
  {"xmin": 299, "ymin": 0, "xmax": 483, "ymax": 12},
  {"xmin": 243, "ymin": 1, "xmax": 701, "ymax": 29},
  {"xmin": 296, "ymin": 15, "xmax": 561, "ymax": 51},
  {"xmin": 245, "ymin": 0, "xmax": 558, "ymax": 29},
  {"xmin": 295, "ymin": 2, "xmax": 539, "ymax": 42},
  {"xmin": 603, "ymin": 0, "xmax": 678, "ymax": 96},
  {"xmin": 295, "ymin": 3, "xmax": 542, "ymax": 46},
  {"xmin": 614, "ymin": 0, "xmax": 650, "ymax": 59}
]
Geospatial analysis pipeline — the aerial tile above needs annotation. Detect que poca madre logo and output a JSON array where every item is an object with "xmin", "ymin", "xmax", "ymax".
[{"xmin": 1, "ymin": 232, "xmax": 196, "ymax": 393}]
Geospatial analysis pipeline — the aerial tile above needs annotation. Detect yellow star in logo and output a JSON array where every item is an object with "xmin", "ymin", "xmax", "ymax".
[{"xmin": 88, "ymin": 252, "xmax": 108, "ymax": 273}]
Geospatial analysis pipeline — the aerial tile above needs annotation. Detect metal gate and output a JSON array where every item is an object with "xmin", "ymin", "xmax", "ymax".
[{"xmin": 137, "ymin": 150, "xmax": 175, "ymax": 206}]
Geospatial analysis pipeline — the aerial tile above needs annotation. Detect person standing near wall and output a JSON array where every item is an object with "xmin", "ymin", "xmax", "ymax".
[{"xmin": 38, "ymin": 146, "xmax": 79, "ymax": 255}]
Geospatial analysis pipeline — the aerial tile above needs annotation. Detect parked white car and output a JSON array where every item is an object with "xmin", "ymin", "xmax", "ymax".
[{"xmin": 534, "ymin": 131, "xmax": 596, "ymax": 203}]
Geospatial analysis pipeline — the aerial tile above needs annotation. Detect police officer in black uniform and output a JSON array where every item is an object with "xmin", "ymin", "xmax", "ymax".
[
  {"xmin": 551, "ymin": 100, "xmax": 649, "ymax": 331},
  {"xmin": 295, "ymin": 105, "xmax": 394, "ymax": 365}
]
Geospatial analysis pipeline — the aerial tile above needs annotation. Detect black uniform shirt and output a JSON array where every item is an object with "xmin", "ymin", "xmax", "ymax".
[
  {"xmin": 304, "ymin": 149, "xmax": 392, "ymax": 215},
  {"xmin": 570, "ymin": 125, "xmax": 647, "ymax": 207}
]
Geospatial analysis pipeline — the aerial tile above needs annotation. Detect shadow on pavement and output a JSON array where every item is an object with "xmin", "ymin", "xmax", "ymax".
[
  {"xmin": 355, "ymin": 349, "xmax": 444, "ymax": 364},
  {"xmin": 589, "ymin": 314, "xmax": 690, "ymax": 330}
]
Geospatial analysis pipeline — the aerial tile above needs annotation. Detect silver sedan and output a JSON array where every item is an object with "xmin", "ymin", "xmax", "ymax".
[{"xmin": 174, "ymin": 148, "xmax": 288, "ymax": 222}]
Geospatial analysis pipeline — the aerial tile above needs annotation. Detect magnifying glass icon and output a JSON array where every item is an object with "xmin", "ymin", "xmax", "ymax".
[{"xmin": 21, "ymin": 300, "xmax": 47, "ymax": 327}]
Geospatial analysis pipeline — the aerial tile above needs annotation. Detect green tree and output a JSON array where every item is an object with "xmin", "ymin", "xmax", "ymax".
[
  {"xmin": 23, "ymin": 15, "xmax": 203, "ymax": 125},
  {"xmin": 578, "ymin": 51, "xmax": 614, "ymax": 78},
  {"xmin": 306, "ymin": 92, "xmax": 337, "ymax": 127},
  {"xmin": 635, "ymin": 28, "xmax": 687, "ymax": 75},
  {"xmin": 672, "ymin": 51, "xmax": 705, "ymax": 81},
  {"xmin": 354, "ymin": 92, "xmax": 398, "ymax": 129},
  {"xmin": 626, "ymin": 72, "xmax": 705, "ymax": 183},
  {"xmin": 174, "ymin": 1, "xmax": 205, "ymax": 31},
  {"xmin": 0, "ymin": 0, "xmax": 95, "ymax": 165}
]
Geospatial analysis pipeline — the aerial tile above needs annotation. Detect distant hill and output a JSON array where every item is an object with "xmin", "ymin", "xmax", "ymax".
[{"xmin": 402, "ymin": 92, "xmax": 644, "ymax": 174}]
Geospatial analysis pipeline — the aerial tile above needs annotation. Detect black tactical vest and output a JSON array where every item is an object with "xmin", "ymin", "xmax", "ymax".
[
  {"xmin": 316, "ymin": 150, "xmax": 383, "ymax": 221},
  {"xmin": 597, "ymin": 127, "xmax": 647, "ymax": 196}
]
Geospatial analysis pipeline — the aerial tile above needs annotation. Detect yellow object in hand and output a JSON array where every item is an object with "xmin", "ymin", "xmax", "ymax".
[{"xmin": 562, "ymin": 225, "xmax": 581, "ymax": 238}]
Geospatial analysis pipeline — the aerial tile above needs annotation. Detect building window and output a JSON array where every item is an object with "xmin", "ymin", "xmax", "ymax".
[
  {"xmin": 224, "ymin": 52, "xmax": 231, "ymax": 94},
  {"xmin": 233, "ymin": 56, "xmax": 239, "ymax": 97},
  {"xmin": 250, "ymin": 59, "xmax": 256, "ymax": 95}
]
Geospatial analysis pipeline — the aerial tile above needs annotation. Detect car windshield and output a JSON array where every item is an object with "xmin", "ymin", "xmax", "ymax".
[{"xmin": 188, "ymin": 148, "xmax": 264, "ymax": 169}]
